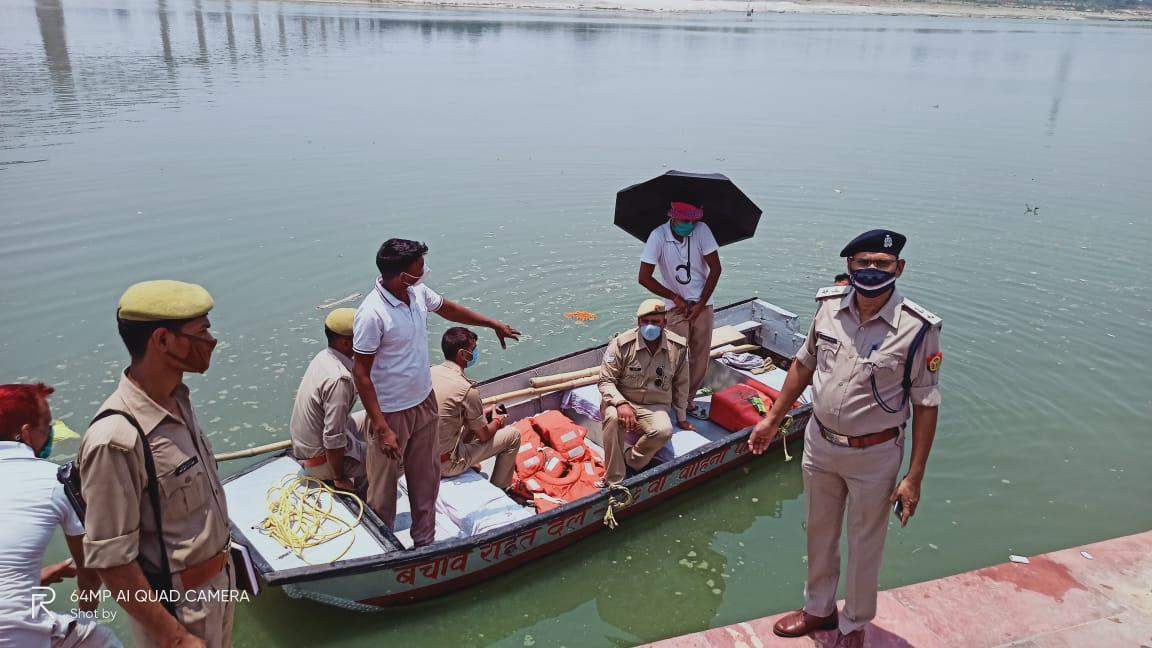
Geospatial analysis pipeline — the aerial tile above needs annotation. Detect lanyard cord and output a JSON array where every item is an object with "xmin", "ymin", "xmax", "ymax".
[{"xmin": 869, "ymin": 320, "xmax": 930, "ymax": 414}]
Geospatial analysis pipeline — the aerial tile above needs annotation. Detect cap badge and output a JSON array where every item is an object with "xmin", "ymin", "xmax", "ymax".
[{"xmin": 883, "ymin": 234, "xmax": 893, "ymax": 248}]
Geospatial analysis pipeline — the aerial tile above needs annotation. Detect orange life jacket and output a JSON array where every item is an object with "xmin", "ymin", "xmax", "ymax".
[
  {"xmin": 533, "ymin": 410, "xmax": 587, "ymax": 454},
  {"xmin": 509, "ymin": 411, "xmax": 606, "ymax": 508}
]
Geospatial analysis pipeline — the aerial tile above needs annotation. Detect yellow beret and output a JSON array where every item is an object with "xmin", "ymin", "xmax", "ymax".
[
  {"xmin": 636, "ymin": 298, "xmax": 667, "ymax": 318},
  {"xmin": 324, "ymin": 308, "xmax": 356, "ymax": 337},
  {"xmin": 117, "ymin": 280, "xmax": 214, "ymax": 322}
]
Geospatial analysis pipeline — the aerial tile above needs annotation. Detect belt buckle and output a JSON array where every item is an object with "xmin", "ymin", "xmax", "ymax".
[{"xmin": 821, "ymin": 426, "xmax": 851, "ymax": 447}]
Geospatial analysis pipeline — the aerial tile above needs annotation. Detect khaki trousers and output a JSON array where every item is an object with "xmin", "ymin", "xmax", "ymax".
[
  {"xmin": 801, "ymin": 418, "xmax": 904, "ymax": 635},
  {"xmin": 666, "ymin": 304, "xmax": 715, "ymax": 397},
  {"xmin": 441, "ymin": 425, "xmax": 521, "ymax": 489},
  {"xmin": 601, "ymin": 404, "xmax": 673, "ymax": 484},
  {"xmin": 365, "ymin": 391, "xmax": 440, "ymax": 547},
  {"xmin": 130, "ymin": 559, "xmax": 235, "ymax": 648}
]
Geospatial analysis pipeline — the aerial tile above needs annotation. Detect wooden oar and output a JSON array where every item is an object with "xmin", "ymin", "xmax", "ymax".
[{"xmin": 215, "ymin": 342, "xmax": 761, "ymax": 462}]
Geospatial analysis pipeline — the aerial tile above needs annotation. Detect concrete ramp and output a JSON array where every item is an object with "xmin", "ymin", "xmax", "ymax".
[{"xmin": 647, "ymin": 530, "xmax": 1152, "ymax": 647}]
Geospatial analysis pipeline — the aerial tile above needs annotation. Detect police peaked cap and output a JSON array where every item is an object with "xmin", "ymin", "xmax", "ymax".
[{"xmin": 840, "ymin": 229, "xmax": 907, "ymax": 258}]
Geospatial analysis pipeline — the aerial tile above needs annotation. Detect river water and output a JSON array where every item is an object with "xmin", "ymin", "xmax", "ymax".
[{"xmin": 2, "ymin": 0, "xmax": 1150, "ymax": 644}]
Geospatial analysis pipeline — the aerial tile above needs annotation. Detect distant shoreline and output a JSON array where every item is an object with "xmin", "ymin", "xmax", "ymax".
[{"xmin": 291, "ymin": 0, "xmax": 1152, "ymax": 22}]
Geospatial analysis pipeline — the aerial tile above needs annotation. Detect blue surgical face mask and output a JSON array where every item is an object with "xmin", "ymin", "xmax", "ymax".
[
  {"xmin": 36, "ymin": 423, "xmax": 54, "ymax": 460},
  {"xmin": 639, "ymin": 324, "xmax": 663, "ymax": 342},
  {"xmin": 464, "ymin": 348, "xmax": 477, "ymax": 369},
  {"xmin": 849, "ymin": 267, "xmax": 897, "ymax": 298},
  {"xmin": 671, "ymin": 221, "xmax": 696, "ymax": 237}
]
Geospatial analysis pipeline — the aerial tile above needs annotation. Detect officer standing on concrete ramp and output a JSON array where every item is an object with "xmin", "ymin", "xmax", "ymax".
[{"xmin": 748, "ymin": 230, "xmax": 943, "ymax": 648}]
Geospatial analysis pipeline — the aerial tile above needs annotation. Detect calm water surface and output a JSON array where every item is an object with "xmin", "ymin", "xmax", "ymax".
[{"xmin": 2, "ymin": 0, "xmax": 1150, "ymax": 644}]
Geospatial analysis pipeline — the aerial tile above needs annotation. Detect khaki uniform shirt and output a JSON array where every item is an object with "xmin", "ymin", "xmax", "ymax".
[
  {"xmin": 430, "ymin": 362, "xmax": 486, "ymax": 456},
  {"xmin": 794, "ymin": 286, "xmax": 942, "ymax": 435},
  {"xmin": 78, "ymin": 373, "xmax": 230, "ymax": 573},
  {"xmin": 598, "ymin": 328, "xmax": 690, "ymax": 422},
  {"xmin": 289, "ymin": 348, "xmax": 358, "ymax": 459}
]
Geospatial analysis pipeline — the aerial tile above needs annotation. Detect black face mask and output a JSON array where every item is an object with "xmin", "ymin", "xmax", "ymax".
[{"xmin": 850, "ymin": 268, "xmax": 897, "ymax": 298}]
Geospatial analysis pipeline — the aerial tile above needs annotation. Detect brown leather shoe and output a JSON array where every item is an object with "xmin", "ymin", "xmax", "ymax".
[
  {"xmin": 772, "ymin": 609, "xmax": 839, "ymax": 638},
  {"xmin": 835, "ymin": 629, "xmax": 864, "ymax": 648}
]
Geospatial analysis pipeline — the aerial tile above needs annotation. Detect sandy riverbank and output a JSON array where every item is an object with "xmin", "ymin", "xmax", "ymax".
[{"xmin": 293, "ymin": 0, "xmax": 1152, "ymax": 21}]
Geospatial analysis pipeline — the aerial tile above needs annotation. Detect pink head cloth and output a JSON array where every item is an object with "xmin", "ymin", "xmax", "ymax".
[{"xmin": 668, "ymin": 202, "xmax": 704, "ymax": 222}]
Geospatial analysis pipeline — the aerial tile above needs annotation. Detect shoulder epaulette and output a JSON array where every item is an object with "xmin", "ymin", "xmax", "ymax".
[
  {"xmin": 616, "ymin": 329, "xmax": 638, "ymax": 345},
  {"xmin": 665, "ymin": 330, "xmax": 687, "ymax": 347},
  {"xmin": 901, "ymin": 299, "xmax": 942, "ymax": 327},
  {"xmin": 84, "ymin": 414, "xmax": 142, "ymax": 454},
  {"xmin": 815, "ymin": 285, "xmax": 850, "ymax": 300}
]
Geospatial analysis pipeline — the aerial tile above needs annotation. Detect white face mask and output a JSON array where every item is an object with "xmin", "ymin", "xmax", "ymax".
[{"xmin": 402, "ymin": 264, "xmax": 429, "ymax": 286}]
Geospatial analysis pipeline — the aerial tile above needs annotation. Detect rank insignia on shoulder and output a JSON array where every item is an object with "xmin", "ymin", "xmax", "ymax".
[
  {"xmin": 927, "ymin": 352, "xmax": 942, "ymax": 372},
  {"xmin": 901, "ymin": 298, "xmax": 942, "ymax": 327},
  {"xmin": 815, "ymin": 285, "xmax": 850, "ymax": 300}
]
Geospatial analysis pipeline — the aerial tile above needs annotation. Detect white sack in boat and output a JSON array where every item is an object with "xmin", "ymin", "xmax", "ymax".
[
  {"xmin": 397, "ymin": 476, "xmax": 464, "ymax": 547},
  {"xmin": 437, "ymin": 470, "xmax": 533, "ymax": 536}
]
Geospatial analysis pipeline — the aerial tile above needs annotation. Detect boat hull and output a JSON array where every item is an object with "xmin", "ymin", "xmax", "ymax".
[{"xmin": 282, "ymin": 413, "xmax": 806, "ymax": 608}]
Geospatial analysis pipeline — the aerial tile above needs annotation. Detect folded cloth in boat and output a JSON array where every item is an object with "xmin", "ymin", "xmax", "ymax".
[
  {"xmin": 561, "ymin": 384, "xmax": 602, "ymax": 422},
  {"xmin": 721, "ymin": 352, "xmax": 763, "ymax": 370},
  {"xmin": 436, "ymin": 470, "xmax": 533, "ymax": 536}
]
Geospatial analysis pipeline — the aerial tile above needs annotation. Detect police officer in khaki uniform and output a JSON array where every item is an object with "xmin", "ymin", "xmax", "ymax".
[
  {"xmin": 288, "ymin": 308, "xmax": 367, "ymax": 491},
  {"xmin": 430, "ymin": 327, "xmax": 521, "ymax": 489},
  {"xmin": 597, "ymin": 299, "xmax": 693, "ymax": 486},
  {"xmin": 78, "ymin": 281, "xmax": 234, "ymax": 648},
  {"xmin": 749, "ymin": 230, "xmax": 942, "ymax": 648}
]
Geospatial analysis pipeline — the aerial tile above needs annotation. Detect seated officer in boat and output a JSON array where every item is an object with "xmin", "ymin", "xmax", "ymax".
[
  {"xmin": 430, "ymin": 327, "xmax": 521, "ymax": 489},
  {"xmin": 78, "ymin": 280, "xmax": 235, "ymax": 648},
  {"xmin": 288, "ymin": 308, "xmax": 367, "ymax": 492},
  {"xmin": 597, "ymin": 299, "xmax": 693, "ymax": 486},
  {"xmin": 748, "ymin": 230, "xmax": 943, "ymax": 648}
]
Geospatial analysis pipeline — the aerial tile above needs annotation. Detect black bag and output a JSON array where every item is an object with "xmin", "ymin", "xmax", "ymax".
[{"xmin": 57, "ymin": 409, "xmax": 177, "ymax": 615}]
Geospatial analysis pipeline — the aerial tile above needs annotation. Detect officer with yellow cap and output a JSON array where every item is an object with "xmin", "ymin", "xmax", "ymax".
[
  {"xmin": 596, "ymin": 299, "xmax": 692, "ymax": 485},
  {"xmin": 288, "ymin": 308, "xmax": 368, "ymax": 491},
  {"xmin": 78, "ymin": 280, "xmax": 234, "ymax": 648}
]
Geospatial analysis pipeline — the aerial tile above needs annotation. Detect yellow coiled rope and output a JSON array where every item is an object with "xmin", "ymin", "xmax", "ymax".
[{"xmin": 259, "ymin": 475, "xmax": 365, "ymax": 564}]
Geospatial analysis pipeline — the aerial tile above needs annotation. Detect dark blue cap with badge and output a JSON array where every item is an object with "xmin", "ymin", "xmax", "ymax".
[{"xmin": 840, "ymin": 229, "xmax": 907, "ymax": 257}]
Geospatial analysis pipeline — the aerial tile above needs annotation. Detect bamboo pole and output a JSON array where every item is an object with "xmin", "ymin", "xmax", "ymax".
[
  {"xmin": 215, "ymin": 440, "xmax": 292, "ymax": 462},
  {"xmin": 500, "ymin": 343, "xmax": 759, "ymax": 403},
  {"xmin": 215, "ymin": 343, "xmax": 762, "ymax": 462},
  {"xmin": 527, "ymin": 341, "xmax": 760, "ymax": 388}
]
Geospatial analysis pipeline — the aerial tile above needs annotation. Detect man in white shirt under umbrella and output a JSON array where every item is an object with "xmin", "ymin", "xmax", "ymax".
[
  {"xmin": 352, "ymin": 238, "xmax": 520, "ymax": 548},
  {"xmin": 638, "ymin": 201, "xmax": 722, "ymax": 397}
]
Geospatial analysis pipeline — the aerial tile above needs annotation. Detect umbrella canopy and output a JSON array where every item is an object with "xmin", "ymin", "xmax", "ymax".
[{"xmin": 614, "ymin": 170, "xmax": 762, "ymax": 247}]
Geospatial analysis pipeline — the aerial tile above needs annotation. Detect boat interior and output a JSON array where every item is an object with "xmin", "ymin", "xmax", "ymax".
[{"xmin": 224, "ymin": 299, "xmax": 812, "ymax": 572}]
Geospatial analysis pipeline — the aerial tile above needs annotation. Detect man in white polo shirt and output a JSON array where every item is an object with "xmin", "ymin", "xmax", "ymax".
[
  {"xmin": 638, "ymin": 201, "xmax": 723, "ymax": 397},
  {"xmin": 352, "ymin": 238, "xmax": 520, "ymax": 547}
]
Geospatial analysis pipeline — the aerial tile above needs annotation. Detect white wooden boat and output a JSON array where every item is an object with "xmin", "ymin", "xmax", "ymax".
[{"xmin": 222, "ymin": 298, "xmax": 812, "ymax": 609}]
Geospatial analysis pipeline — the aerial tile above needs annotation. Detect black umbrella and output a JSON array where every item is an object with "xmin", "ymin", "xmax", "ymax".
[{"xmin": 614, "ymin": 170, "xmax": 762, "ymax": 246}]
